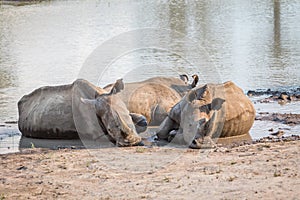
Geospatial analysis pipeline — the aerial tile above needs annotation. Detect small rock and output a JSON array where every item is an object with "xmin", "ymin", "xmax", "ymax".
[
  {"xmin": 35, "ymin": 181, "xmax": 43, "ymax": 184},
  {"xmin": 17, "ymin": 166, "xmax": 27, "ymax": 170},
  {"xmin": 4, "ymin": 121, "xmax": 18, "ymax": 124},
  {"xmin": 270, "ymin": 130, "xmax": 285, "ymax": 137},
  {"xmin": 279, "ymin": 92, "xmax": 288, "ymax": 101},
  {"xmin": 278, "ymin": 127, "xmax": 291, "ymax": 130}
]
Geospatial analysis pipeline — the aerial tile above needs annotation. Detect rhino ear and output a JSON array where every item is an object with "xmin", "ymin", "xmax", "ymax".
[
  {"xmin": 179, "ymin": 74, "xmax": 188, "ymax": 84},
  {"xmin": 130, "ymin": 113, "xmax": 148, "ymax": 133},
  {"xmin": 191, "ymin": 74, "xmax": 199, "ymax": 88},
  {"xmin": 211, "ymin": 98, "xmax": 225, "ymax": 111},
  {"xmin": 109, "ymin": 79, "xmax": 124, "ymax": 95},
  {"xmin": 196, "ymin": 85, "xmax": 212, "ymax": 103}
]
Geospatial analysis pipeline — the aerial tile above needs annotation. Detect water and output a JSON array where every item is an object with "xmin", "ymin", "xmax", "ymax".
[{"xmin": 0, "ymin": 0, "xmax": 299, "ymax": 153}]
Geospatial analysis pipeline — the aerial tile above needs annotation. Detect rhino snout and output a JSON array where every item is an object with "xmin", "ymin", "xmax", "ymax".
[{"xmin": 118, "ymin": 134, "xmax": 142, "ymax": 147}]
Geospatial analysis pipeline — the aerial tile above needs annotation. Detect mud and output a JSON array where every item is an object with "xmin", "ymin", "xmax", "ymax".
[
  {"xmin": 247, "ymin": 87, "xmax": 300, "ymax": 97},
  {"xmin": 255, "ymin": 112, "xmax": 300, "ymax": 125},
  {"xmin": 247, "ymin": 88, "xmax": 300, "ymax": 103}
]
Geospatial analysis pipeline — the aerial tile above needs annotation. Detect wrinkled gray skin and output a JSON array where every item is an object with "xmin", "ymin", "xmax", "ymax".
[
  {"xmin": 156, "ymin": 81, "xmax": 256, "ymax": 148},
  {"xmin": 18, "ymin": 79, "xmax": 143, "ymax": 146},
  {"xmin": 104, "ymin": 75, "xmax": 198, "ymax": 126}
]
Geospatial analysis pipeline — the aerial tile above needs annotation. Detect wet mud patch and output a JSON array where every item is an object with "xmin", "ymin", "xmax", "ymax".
[
  {"xmin": 247, "ymin": 87, "xmax": 300, "ymax": 97},
  {"xmin": 247, "ymin": 88, "xmax": 300, "ymax": 104},
  {"xmin": 255, "ymin": 112, "xmax": 300, "ymax": 125},
  {"xmin": 254, "ymin": 135, "xmax": 300, "ymax": 143}
]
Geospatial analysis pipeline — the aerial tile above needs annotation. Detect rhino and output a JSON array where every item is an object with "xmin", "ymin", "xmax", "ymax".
[
  {"xmin": 156, "ymin": 81, "xmax": 255, "ymax": 148},
  {"xmin": 18, "ymin": 79, "xmax": 144, "ymax": 146},
  {"xmin": 104, "ymin": 74, "xmax": 199, "ymax": 125}
]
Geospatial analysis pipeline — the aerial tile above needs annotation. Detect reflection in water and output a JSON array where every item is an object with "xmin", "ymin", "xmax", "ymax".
[
  {"xmin": 273, "ymin": 0, "xmax": 281, "ymax": 54},
  {"xmin": 271, "ymin": 0, "xmax": 285, "ymax": 82},
  {"xmin": 0, "ymin": 10, "xmax": 17, "ymax": 90},
  {"xmin": 168, "ymin": 0, "xmax": 186, "ymax": 34},
  {"xmin": 0, "ymin": 69, "xmax": 16, "ymax": 89}
]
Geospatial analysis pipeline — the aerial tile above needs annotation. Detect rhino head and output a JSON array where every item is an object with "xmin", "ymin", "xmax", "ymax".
[
  {"xmin": 80, "ymin": 79, "xmax": 144, "ymax": 147},
  {"xmin": 156, "ymin": 84, "xmax": 226, "ymax": 148}
]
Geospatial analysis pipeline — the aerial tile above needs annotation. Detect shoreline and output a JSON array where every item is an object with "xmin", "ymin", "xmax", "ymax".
[
  {"xmin": 0, "ymin": 0, "xmax": 44, "ymax": 6},
  {"xmin": 0, "ymin": 139, "xmax": 299, "ymax": 199}
]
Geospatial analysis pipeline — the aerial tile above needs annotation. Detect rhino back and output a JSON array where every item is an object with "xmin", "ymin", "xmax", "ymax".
[
  {"xmin": 18, "ymin": 79, "xmax": 107, "ymax": 139},
  {"xmin": 221, "ymin": 81, "xmax": 255, "ymax": 137},
  {"xmin": 104, "ymin": 77, "xmax": 188, "ymax": 125},
  {"xmin": 127, "ymin": 83, "xmax": 182, "ymax": 125},
  {"xmin": 18, "ymin": 84, "xmax": 77, "ymax": 139}
]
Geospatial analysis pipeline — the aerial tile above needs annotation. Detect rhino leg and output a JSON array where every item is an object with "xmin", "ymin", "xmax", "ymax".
[
  {"xmin": 156, "ymin": 116, "xmax": 179, "ymax": 140},
  {"xmin": 130, "ymin": 113, "xmax": 148, "ymax": 133},
  {"xmin": 168, "ymin": 129, "xmax": 179, "ymax": 142},
  {"xmin": 189, "ymin": 116, "xmax": 217, "ymax": 149}
]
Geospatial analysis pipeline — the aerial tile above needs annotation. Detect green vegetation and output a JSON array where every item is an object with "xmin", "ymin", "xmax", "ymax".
[
  {"xmin": 30, "ymin": 142, "xmax": 35, "ymax": 149},
  {"xmin": 135, "ymin": 147, "xmax": 146, "ymax": 153},
  {"xmin": 0, "ymin": 193, "xmax": 6, "ymax": 200}
]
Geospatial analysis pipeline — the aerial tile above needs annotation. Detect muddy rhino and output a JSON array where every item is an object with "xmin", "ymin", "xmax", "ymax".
[
  {"xmin": 156, "ymin": 81, "xmax": 255, "ymax": 148},
  {"xmin": 18, "ymin": 79, "xmax": 143, "ymax": 146},
  {"xmin": 104, "ymin": 75, "xmax": 199, "ymax": 125}
]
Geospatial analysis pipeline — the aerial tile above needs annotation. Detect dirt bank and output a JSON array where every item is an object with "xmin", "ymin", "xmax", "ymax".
[{"xmin": 0, "ymin": 139, "xmax": 299, "ymax": 199}]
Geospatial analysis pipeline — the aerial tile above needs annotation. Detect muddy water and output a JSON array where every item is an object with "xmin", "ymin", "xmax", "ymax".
[{"xmin": 0, "ymin": 0, "xmax": 299, "ymax": 153}]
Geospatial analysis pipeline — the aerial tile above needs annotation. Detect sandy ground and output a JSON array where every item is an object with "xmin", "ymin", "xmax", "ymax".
[{"xmin": 0, "ymin": 139, "xmax": 299, "ymax": 200}]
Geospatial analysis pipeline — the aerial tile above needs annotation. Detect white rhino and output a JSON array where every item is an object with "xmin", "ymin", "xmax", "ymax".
[
  {"xmin": 104, "ymin": 75, "xmax": 199, "ymax": 125},
  {"xmin": 156, "ymin": 81, "xmax": 256, "ymax": 148},
  {"xmin": 18, "ymin": 79, "xmax": 143, "ymax": 146}
]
